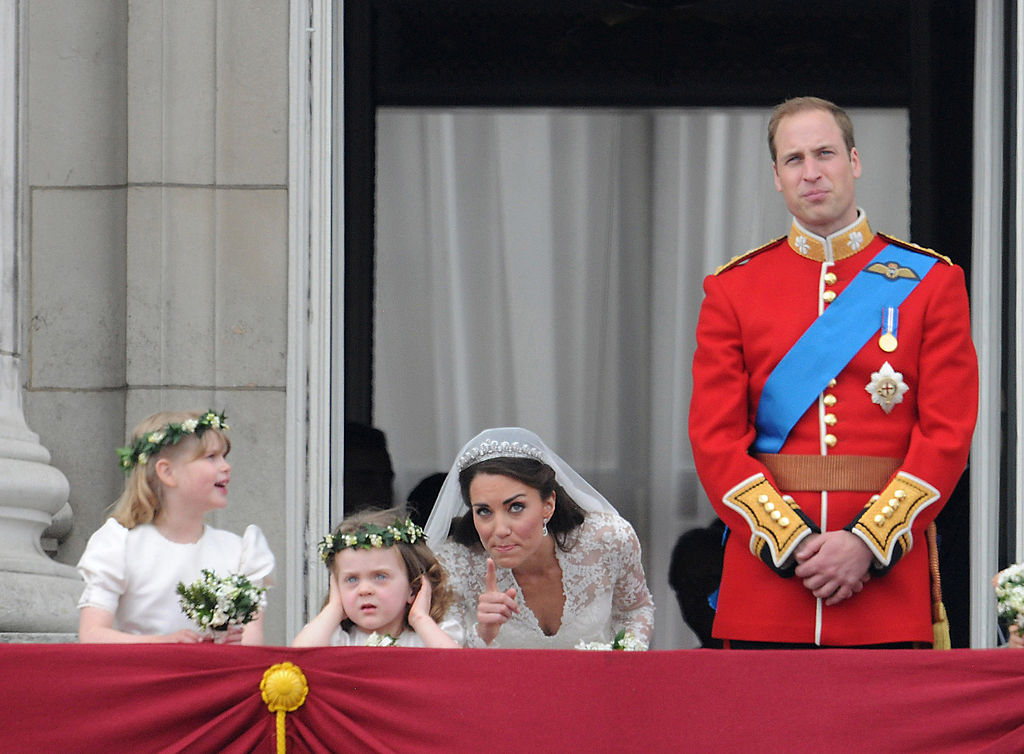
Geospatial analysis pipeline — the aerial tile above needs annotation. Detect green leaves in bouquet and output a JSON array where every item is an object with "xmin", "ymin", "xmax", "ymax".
[{"xmin": 176, "ymin": 568, "xmax": 266, "ymax": 631}]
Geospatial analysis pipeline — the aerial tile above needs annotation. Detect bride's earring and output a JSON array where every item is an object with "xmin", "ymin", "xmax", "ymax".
[{"xmin": 542, "ymin": 518, "xmax": 549, "ymax": 537}]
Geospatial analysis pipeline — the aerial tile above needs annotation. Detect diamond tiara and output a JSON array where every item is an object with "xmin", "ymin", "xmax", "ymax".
[{"xmin": 456, "ymin": 439, "xmax": 545, "ymax": 472}]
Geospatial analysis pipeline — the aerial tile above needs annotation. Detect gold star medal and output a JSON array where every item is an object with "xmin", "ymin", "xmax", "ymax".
[{"xmin": 878, "ymin": 306, "xmax": 898, "ymax": 353}]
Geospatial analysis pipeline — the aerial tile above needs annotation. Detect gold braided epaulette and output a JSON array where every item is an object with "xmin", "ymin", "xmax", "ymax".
[
  {"xmin": 877, "ymin": 233, "xmax": 953, "ymax": 266},
  {"xmin": 714, "ymin": 236, "xmax": 786, "ymax": 275}
]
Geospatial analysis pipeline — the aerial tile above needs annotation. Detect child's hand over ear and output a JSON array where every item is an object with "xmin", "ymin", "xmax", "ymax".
[
  {"xmin": 408, "ymin": 577, "xmax": 433, "ymax": 625},
  {"xmin": 326, "ymin": 571, "xmax": 347, "ymax": 623}
]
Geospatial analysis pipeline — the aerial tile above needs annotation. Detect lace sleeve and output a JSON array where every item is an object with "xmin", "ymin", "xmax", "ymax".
[
  {"xmin": 603, "ymin": 514, "xmax": 655, "ymax": 647},
  {"xmin": 436, "ymin": 541, "xmax": 490, "ymax": 648}
]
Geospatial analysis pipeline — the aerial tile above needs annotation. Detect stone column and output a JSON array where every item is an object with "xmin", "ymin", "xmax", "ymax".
[{"xmin": 0, "ymin": 0, "xmax": 80, "ymax": 637}]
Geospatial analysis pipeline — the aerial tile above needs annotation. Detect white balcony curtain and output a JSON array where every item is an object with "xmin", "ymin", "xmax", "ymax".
[{"xmin": 374, "ymin": 107, "xmax": 909, "ymax": 647}]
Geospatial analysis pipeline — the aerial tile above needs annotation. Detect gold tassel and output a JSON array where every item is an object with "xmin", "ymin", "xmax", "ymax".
[
  {"xmin": 932, "ymin": 601, "xmax": 951, "ymax": 650},
  {"xmin": 261, "ymin": 662, "xmax": 309, "ymax": 754},
  {"xmin": 927, "ymin": 522, "xmax": 951, "ymax": 650}
]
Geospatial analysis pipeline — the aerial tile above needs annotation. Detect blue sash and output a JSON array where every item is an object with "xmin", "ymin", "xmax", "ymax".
[{"xmin": 752, "ymin": 244, "xmax": 937, "ymax": 453}]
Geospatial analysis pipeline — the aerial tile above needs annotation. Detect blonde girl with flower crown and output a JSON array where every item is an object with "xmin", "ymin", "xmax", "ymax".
[
  {"xmin": 292, "ymin": 507, "xmax": 463, "ymax": 648},
  {"xmin": 76, "ymin": 410, "xmax": 275, "ymax": 644}
]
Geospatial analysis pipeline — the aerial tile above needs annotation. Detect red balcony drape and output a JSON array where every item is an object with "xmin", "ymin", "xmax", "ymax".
[{"xmin": 3, "ymin": 644, "xmax": 1024, "ymax": 753}]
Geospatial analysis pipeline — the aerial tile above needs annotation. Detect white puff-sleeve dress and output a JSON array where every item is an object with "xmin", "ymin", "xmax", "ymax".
[
  {"xmin": 328, "ymin": 619, "xmax": 465, "ymax": 647},
  {"xmin": 76, "ymin": 518, "xmax": 275, "ymax": 636}
]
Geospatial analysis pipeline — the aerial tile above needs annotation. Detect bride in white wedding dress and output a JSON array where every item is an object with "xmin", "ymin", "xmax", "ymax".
[{"xmin": 424, "ymin": 427, "xmax": 654, "ymax": 649}]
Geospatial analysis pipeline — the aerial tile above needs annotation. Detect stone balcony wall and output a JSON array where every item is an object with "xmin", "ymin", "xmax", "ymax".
[{"xmin": 19, "ymin": 0, "xmax": 291, "ymax": 644}]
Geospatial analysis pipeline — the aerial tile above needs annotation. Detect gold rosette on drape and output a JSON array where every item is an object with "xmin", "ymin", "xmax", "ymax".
[{"xmin": 261, "ymin": 662, "xmax": 309, "ymax": 753}]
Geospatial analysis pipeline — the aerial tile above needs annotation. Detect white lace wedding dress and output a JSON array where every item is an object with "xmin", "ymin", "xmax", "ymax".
[{"xmin": 436, "ymin": 511, "xmax": 654, "ymax": 649}]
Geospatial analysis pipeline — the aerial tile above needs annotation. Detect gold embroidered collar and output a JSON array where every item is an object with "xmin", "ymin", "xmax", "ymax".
[{"xmin": 787, "ymin": 212, "xmax": 874, "ymax": 263}]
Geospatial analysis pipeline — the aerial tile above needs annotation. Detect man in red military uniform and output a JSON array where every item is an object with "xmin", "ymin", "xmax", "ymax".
[{"xmin": 689, "ymin": 97, "xmax": 978, "ymax": 647}]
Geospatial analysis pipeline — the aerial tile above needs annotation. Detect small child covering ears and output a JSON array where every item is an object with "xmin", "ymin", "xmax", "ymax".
[{"xmin": 292, "ymin": 507, "xmax": 463, "ymax": 647}]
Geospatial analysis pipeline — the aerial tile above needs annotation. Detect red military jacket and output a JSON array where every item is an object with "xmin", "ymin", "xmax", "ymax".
[{"xmin": 688, "ymin": 212, "xmax": 978, "ymax": 645}]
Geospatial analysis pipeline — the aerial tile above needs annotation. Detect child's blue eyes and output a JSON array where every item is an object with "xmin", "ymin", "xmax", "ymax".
[{"xmin": 343, "ymin": 573, "xmax": 390, "ymax": 583}]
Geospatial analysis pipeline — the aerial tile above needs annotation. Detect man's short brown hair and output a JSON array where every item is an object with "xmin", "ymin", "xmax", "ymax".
[{"xmin": 768, "ymin": 96, "xmax": 856, "ymax": 163}]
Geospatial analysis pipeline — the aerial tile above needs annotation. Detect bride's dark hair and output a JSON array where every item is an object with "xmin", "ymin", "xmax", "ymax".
[{"xmin": 450, "ymin": 457, "xmax": 586, "ymax": 551}]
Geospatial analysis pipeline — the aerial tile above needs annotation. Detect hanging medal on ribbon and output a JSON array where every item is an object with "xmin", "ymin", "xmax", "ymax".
[
  {"xmin": 753, "ymin": 245, "xmax": 937, "ymax": 453},
  {"xmin": 879, "ymin": 306, "xmax": 898, "ymax": 352}
]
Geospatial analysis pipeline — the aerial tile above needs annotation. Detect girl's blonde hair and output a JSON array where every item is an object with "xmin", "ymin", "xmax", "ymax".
[
  {"xmin": 110, "ymin": 410, "xmax": 231, "ymax": 528},
  {"xmin": 326, "ymin": 506, "xmax": 454, "ymax": 626}
]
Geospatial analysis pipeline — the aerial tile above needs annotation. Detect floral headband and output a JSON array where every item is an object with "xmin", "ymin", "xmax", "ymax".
[
  {"xmin": 318, "ymin": 517, "xmax": 424, "ymax": 561},
  {"xmin": 116, "ymin": 410, "xmax": 228, "ymax": 473}
]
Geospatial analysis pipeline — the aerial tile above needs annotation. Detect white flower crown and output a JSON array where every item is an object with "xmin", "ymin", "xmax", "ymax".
[
  {"xmin": 116, "ymin": 410, "xmax": 228, "ymax": 473},
  {"xmin": 318, "ymin": 517, "xmax": 424, "ymax": 561}
]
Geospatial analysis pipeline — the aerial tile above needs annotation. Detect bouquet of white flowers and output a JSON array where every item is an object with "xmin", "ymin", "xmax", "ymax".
[
  {"xmin": 994, "ymin": 563, "xmax": 1024, "ymax": 630},
  {"xmin": 177, "ymin": 569, "xmax": 267, "ymax": 637},
  {"xmin": 575, "ymin": 629, "xmax": 647, "ymax": 652}
]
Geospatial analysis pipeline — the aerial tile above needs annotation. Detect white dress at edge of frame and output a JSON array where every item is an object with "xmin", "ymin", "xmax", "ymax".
[
  {"xmin": 437, "ymin": 511, "xmax": 654, "ymax": 649},
  {"xmin": 76, "ymin": 518, "xmax": 275, "ymax": 636},
  {"xmin": 328, "ymin": 619, "xmax": 465, "ymax": 647}
]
